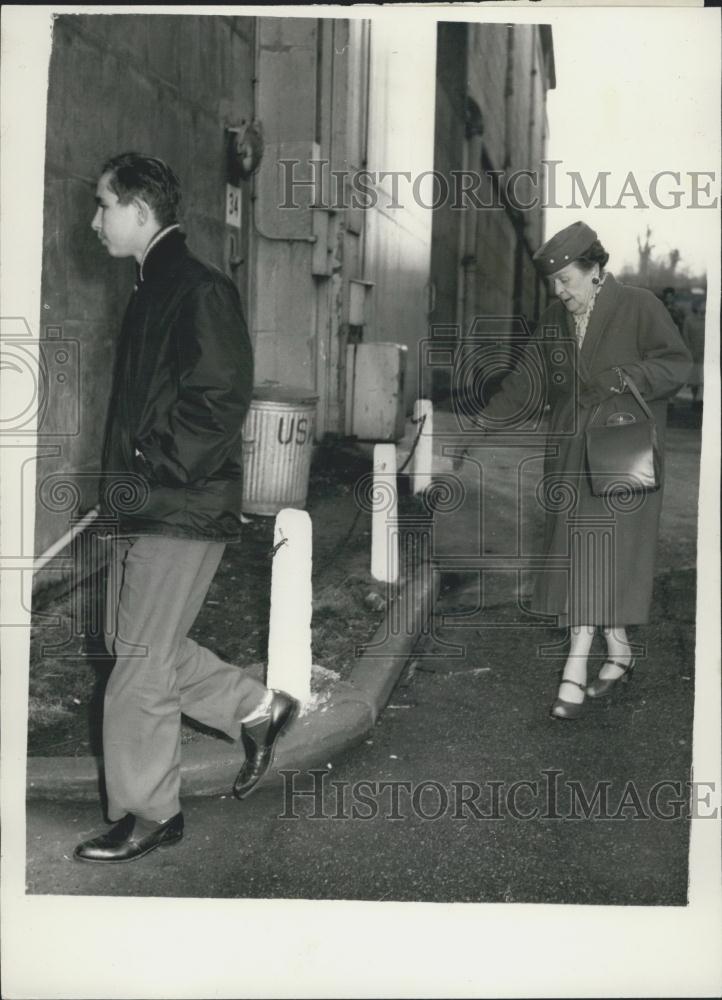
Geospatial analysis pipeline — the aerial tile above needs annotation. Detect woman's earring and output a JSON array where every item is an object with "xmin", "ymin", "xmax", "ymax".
[{"xmin": 592, "ymin": 276, "xmax": 599, "ymax": 285}]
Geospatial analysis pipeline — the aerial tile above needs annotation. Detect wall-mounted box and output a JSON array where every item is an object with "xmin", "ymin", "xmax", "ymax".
[
  {"xmin": 348, "ymin": 278, "xmax": 375, "ymax": 326},
  {"xmin": 345, "ymin": 342, "xmax": 407, "ymax": 441}
]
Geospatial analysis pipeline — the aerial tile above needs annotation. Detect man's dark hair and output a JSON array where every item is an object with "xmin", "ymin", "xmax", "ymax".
[{"xmin": 102, "ymin": 152, "xmax": 182, "ymax": 228}]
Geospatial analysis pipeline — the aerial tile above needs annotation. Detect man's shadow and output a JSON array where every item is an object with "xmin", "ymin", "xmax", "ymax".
[{"xmin": 78, "ymin": 558, "xmax": 113, "ymax": 815}]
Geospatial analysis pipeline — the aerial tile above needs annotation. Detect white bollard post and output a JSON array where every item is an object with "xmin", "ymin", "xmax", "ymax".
[
  {"xmin": 266, "ymin": 508, "xmax": 313, "ymax": 705},
  {"xmin": 371, "ymin": 443, "xmax": 399, "ymax": 583},
  {"xmin": 411, "ymin": 398, "xmax": 434, "ymax": 495}
]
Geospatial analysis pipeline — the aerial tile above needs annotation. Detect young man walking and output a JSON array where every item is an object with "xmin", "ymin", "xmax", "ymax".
[{"xmin": 74, "ymin": 153, "xmax": 297, "ymax": 864}]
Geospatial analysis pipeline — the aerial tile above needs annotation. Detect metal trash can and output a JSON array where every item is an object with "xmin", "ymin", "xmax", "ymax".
[{"xmin": 241, "ymin": 384, "xmax": 318, "ymax": 516}]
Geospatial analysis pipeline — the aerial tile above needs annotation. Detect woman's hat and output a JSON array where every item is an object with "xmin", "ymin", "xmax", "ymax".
[{"xmin": 533, "ymin": 221, "xmax": 597, "ymax": 276}]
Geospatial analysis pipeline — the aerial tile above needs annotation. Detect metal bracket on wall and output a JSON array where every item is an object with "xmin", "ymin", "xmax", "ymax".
[
  {"xmin": 225, "ymin": 121, "xmax": 264, "ymax": 184},
  {"xmin": 348, "ymin": 278, "xmax": 375, "ymax": 326},
  {"xmin": 227, "ymin": 233, "xmax": 244, "ymax": 271},
  {"xmin": 312, "ymin": 208, "xmax": 343, "ymax": 277}
]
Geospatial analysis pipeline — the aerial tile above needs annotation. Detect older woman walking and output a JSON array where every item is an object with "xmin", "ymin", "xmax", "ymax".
[{"xmin": 479, "ymin": 221, "xmax": 691, "ymax": 719}]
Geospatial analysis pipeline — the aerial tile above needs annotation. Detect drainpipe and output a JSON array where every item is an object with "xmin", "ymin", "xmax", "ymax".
[
  {"xmin": 458, "ymin": 94, "xmax": 484, "ymax": 340},
  {"xmin": 360, "ymin": 17, "xmax": 372, "ymax": 279},
  {"xmin": 454, "ymin": 115, "xmax": 469, "ymax": 336}
]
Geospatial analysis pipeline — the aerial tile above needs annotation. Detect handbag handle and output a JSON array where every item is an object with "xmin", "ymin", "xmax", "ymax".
[
  {"xmin": 589, "ymin": 370, "xmax": 655, "ymax": 426},
  {"xmin": 622, "ymin": 372, "xmax": 655, "ymax": 421}
]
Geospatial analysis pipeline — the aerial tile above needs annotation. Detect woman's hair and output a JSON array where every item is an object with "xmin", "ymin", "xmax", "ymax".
[
  {"xmin": 102, "ymin": 152, "xmax": 182, "ymax": 228},
  {"xmin": 574, "ymin": 240, "xmax": 610, "ymax": 273}
]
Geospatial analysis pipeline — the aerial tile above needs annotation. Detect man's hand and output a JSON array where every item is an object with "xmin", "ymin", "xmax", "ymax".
[{"xmin": 133, "ymin": 447, "xmax": 154, "ymax": 479}]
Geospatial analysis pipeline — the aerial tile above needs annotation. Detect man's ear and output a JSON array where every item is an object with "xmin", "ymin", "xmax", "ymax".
[{"xmin": 133, "ymin": 197, "xmax": 152, "ymax": 226}]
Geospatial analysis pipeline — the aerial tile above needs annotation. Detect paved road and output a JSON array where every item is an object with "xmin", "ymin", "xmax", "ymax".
[
  {"xmin": 27, "ymin": 606, "xmax": 693, "ymax": 904},
  {"xmin": 25, "ymin": 412, "xmax": 700, "ymax": 904}
]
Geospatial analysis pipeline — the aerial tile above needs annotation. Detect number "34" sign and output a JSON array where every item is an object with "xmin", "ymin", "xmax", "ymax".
[{"xmin": 225, "ymin": 184, "xmax": 242, "ymax": 228}]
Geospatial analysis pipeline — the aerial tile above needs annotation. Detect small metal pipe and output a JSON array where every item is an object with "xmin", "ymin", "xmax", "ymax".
[{"xmin": 34, "ymin": 506, "xmax": 99, "ymax": 573}]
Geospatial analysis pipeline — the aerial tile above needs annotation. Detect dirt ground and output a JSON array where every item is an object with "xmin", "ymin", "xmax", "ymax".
[{"xmin": 27, "ymin": 441, "xmax": 390, "ymax": 756}]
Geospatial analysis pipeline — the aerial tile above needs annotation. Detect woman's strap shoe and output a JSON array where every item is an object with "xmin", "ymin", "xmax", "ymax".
[
  {"xmin": 587, "ymin": 658, "xmax": 635, "ymax": 699},
  {"xmin": 550, "ymin": 679, "xmax": 587, "ymax": 720},
  {"xmin": 73, "ymin": 812, "xmax": 184, "ymax": 863}
]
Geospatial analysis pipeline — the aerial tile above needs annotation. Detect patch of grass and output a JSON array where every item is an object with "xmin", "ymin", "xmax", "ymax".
[{"xmin": 27, "ymin": 695, "xmax": 75, "ymax": 731}]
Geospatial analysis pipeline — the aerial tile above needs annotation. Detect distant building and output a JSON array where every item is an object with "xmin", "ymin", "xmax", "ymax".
[{"xmin": 429, "ymin": 22, "xmax": 556, "ymax": 397}]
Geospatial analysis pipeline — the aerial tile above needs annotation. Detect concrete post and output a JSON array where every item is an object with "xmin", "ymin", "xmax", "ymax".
[
  {"xmin": 266, "ymin": 508, "xmax": 313, "ymax": 704},
  {"xmin": 411, "ymin": 398, "xmax": 433, "ymax": 494},
  {"xmin": 371, "ymin": 444, "xmax": 399, "ymax": 583}
]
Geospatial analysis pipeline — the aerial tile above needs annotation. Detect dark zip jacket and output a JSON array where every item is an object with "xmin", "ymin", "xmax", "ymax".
[{"xmin": 100, "ymin": 228, "xmax": 253, "ymax": 541}]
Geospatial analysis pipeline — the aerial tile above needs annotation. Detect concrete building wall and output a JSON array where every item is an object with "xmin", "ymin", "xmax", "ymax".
[
  {"xmin": 363, "ymin": 22, "xmax": 437, "ymax": 406},
  {"xmin": 250, "ymin": 17, "xmax": 370, "ymax": 436},
  {"xmin": 35, "ymin": 13, "xmax": 438, "ymax": 580},
  {"xmin": 467, "ymin": 24, "xmax": 509, "ymax": 174},
  {"xmin": 508, "ymin": 26, "xmax": 534, "ymax": 174},
  {"xmin": 37, "ymin": 13, "xmax": 255, "ymax": 568},
  {"xmin": 252, "ymin": 16, "xmax": 436, "ymax": 417},
  {"xmin": 251, "ymin": 17, "xmax": 317, "ymax": 397},
  {"xmin": 430, "ymin": 21, "xmax": 555, "ymax": 376},
  {"xmin": 429, "ymin": 23, "xmax": 466, "ymax": 342}
]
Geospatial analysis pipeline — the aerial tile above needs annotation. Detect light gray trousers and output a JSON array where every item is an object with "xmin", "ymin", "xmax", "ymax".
[{"xmin": 103, "ymin": 535, "xmax": 267, "ymax": 822}]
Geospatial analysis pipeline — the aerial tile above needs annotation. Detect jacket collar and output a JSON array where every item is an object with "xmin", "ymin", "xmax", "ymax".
[{"xmin": 136, "ymin": 225, "xmax": 186, "ymax": 285}]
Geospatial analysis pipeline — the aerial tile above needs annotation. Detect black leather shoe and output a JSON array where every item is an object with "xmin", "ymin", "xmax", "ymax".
[
  {"xmin": 233, "ymin": 690, "xmax": 298, "ymax": 800},
  {"xmin": 73, "ymin": 812, "xmax": 184, "ymax": 863}
]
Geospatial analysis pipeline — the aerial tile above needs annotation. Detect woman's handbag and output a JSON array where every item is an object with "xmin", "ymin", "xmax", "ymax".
[{"xmin": 585, "ymin": 373, "xmax": 661, "ymax": 496}]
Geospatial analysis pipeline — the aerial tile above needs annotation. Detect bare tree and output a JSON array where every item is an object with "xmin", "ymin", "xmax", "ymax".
[{"xmin": 637, "ymin": 226, "xmax": 654, "ymax": 284}]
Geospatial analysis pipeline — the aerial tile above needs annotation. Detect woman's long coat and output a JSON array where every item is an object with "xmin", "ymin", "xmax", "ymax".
[{"xmin": 482, "ymin": 274, "xmax": 692, "ymax": 625}]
